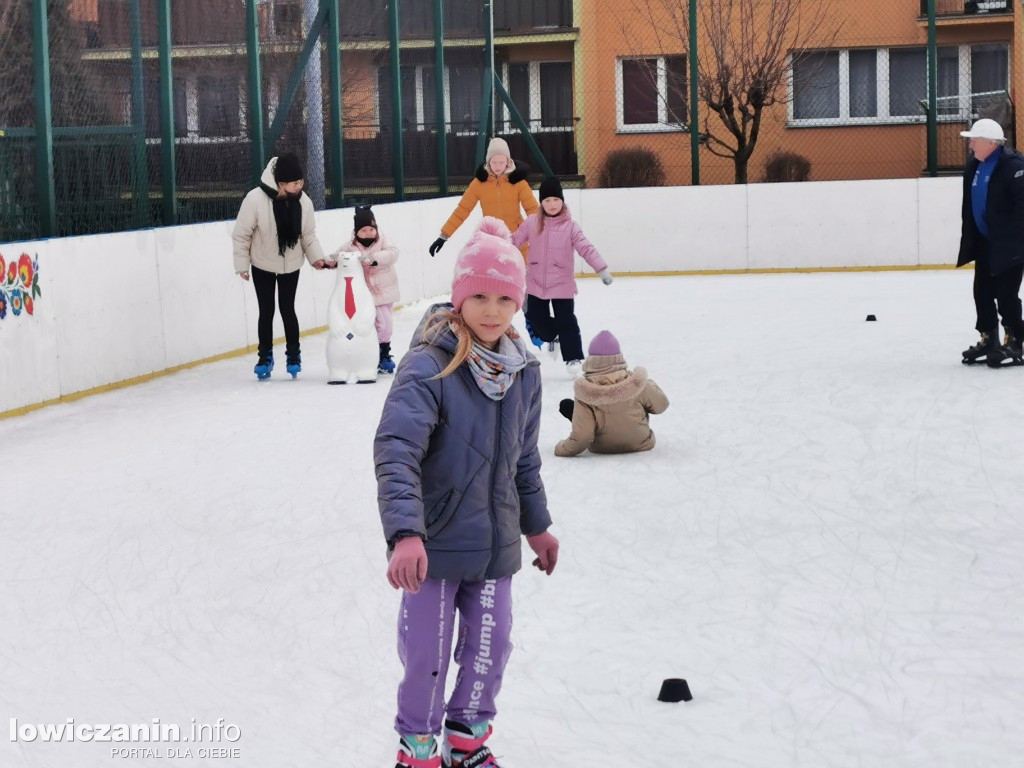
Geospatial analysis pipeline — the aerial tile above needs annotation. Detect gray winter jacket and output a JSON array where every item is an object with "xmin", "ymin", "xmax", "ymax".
[{"xmin": 374, "ymin": 305, "xmax": 551, "ymax": 581}]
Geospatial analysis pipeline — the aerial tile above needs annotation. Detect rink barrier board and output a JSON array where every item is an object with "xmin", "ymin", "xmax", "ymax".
[
  {"xmin": 0, "ymin": 262, "xmax": 958, "ymax": 423},
  {"xmin": 0, "ymin": 325, "xmax": 328, "ymax": 421},
  {"xmin": 0, "ymin": 177, "xmax": 965, "ymax": 418}
]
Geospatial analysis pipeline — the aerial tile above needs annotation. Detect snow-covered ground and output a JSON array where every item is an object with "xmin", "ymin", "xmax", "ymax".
[{"xmin": 3, "ymin": 270, "xmax": 1023, "ymax": 768}]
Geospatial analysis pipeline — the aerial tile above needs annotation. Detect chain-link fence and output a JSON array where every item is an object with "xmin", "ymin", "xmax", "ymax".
[{"xmin": 1, "ymin": 0, "xmax": 1017, "ymax": 242}]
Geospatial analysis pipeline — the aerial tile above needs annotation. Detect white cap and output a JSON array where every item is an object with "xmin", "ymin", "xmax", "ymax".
[{"xmin": 960, "ymin": 118, "xmax": 1005, "ymax": 142}]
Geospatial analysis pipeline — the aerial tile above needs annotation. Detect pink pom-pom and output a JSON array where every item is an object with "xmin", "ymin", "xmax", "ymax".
[{"xmin": 476, "ymin": 216, "xmax": 512, "ymax": 241}]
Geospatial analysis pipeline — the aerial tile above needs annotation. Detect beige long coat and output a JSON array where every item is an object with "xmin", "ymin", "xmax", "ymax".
[{"xmin": 232, "ymin": 158, "xmax": 325, "ymax": 275}]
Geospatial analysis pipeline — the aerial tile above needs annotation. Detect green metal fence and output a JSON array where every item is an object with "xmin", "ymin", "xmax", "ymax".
[{"xmin": 1, "ymin": 0, "xmax": 1013, "ymax": 243}]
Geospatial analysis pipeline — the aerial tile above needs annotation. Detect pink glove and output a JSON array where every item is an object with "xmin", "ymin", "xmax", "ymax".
[
  {"xmin": 387, "ymin": 537, "xmax": 428, "ymax": 593},
  {"xmin": 526, "ymin": 531, "xmax": 559, "ymax": 575}
]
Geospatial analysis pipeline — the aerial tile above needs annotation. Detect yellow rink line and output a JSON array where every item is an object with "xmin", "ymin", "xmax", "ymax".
[
  {"xmin": 0, "ymin": 327, "xmax": 326, "ymax": 421},
  {"xmin": 575, "ymin": 263, "xmax": 957, "ymax": 278},
  {"xmin": 0, "ymin": 263, "xmax": 961, "ymax": 421}
]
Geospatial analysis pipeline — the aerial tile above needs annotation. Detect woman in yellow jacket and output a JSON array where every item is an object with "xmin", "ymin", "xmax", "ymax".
[{"xmin": 428, "ymin": 138, "xmax": 539, "ymax": 257}]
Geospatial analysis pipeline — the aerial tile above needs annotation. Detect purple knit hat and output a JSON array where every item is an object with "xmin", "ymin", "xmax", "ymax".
[
  {"xmin": 450, "ymin": 217, "xmax": 527, "ymax": 311},
  {"xmin": 588, "ymin": 330, "xmax": 621, "ymax": 356}
]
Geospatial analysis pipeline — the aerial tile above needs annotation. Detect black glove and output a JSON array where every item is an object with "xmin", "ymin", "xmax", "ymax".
[{"xmin": 429, "ymin": 237, "xmax": 446, "ymax": 257}]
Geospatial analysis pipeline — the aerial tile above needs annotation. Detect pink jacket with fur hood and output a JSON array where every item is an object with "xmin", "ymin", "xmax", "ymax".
[
  {"xmin": 555, "ymin": 354, "xmax": 669, "ymax": 457},
  {"xmin": 333, "ymin": 234, "xmax": 399, "ymax": 306},
  {"xmin": 511, "ymin": 207, "xmax": 608, "ymax": 300}
]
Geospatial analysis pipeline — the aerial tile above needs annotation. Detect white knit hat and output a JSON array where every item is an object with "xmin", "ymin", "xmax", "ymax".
[{"xmin": 485, "ymin": 137, "xmax": 512, "ymax": 162}]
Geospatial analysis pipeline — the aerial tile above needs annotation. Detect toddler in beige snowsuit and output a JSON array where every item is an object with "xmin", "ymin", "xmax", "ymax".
[{"xmin": 555, "ymin": 330, "xmax": 669, "ymax": 457}]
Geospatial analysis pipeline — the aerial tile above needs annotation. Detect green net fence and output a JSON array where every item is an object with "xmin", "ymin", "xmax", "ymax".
[{"xmin": 0, "ymin": 0, "xmax": 1016, "ymax": 242}]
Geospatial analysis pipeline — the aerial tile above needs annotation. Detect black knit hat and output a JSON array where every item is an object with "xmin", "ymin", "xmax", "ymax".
[
  {"xmin": 539, "ymin": 176, "xmax": 564, "ymax": 202},
  {"xmin": 274, "ymin": 153, "xmax": 304, "ymax": 183},
  {"xmin": 354, "ymin": 204, "xmax": 376, "ymax": 231}
]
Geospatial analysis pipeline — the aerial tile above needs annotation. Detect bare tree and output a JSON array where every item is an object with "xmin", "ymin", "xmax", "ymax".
[{"xmin": 624, "ymin": 0, "xmax": 842, "ymax": 183}]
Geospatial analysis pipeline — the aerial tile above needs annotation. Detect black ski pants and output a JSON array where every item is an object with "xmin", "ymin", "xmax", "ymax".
[{"xmin": 524, "ymin": 295, "xmax": 584, "ymax": 362}]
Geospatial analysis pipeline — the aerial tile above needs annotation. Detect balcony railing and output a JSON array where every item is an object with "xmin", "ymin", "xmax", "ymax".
[
  {"xmin": 920, "ymin": 0, "xmax": 1011, "ymax": 18},
  {"xmin": 85, "ymin": 0, "xmax": 573, "ymax": 50},
  {"xmin": 343, "ymin": 0, "xmax": 573, "ymax": 40},
  {"xmin": 336, "ymin": 121, "xmax": 579, "ymax": 182}
]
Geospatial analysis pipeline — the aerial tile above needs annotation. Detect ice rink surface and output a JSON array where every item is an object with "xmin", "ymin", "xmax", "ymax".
[{"xmin": 3, "ymin": 269, "xmax": 1023, "ymax": 767}]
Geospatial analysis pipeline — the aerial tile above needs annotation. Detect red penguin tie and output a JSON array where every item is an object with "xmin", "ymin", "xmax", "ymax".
[{"xmin": 344, "ymin": 276, "xmax": 356, "ymax": 319}]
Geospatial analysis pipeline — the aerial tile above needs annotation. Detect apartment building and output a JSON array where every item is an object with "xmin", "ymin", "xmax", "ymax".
[
  {"xmin": 63, "ymin": 0, "xmax": 1019, "ymax": 191},
  {"xmin": 579, "ymin": 0, "xmax": 1017, "ymax": 184},
  {"xmin": 66, "ymin": 0, "xmax": 578, "ymax": 198}
]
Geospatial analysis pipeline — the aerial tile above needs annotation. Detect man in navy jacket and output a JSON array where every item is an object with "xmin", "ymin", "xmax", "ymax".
[{"xmin": 958, "ymin": 118, "xmax": 1024, "ymax": 367}]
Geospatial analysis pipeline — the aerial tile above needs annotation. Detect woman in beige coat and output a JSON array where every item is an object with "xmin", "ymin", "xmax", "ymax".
[
  {"xmin": 232, "ymin": 153, "xmax": 329, "ymax": 380},
  {"xmin": 555, "ymin": 331, "xmax": 669, "ymax": 457}
]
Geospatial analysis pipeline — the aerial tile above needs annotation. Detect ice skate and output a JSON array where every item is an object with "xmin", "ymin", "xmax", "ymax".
[
  {"xmin": 378, "ymin": 342, "xmax": 397, "ymax": 374},
  {"xmin": 1006, "ymin": 334, "xmax": 1024, "ymax": 363},
  {"xmin": 442, "ymin": 720, "xmax": 500, "ymax": 768},
  {"xmin": 986, "ymin": 333, "xmax": 1024, "ymax": 368},
  {"xmin": 962, "ymin": 331, "xmax": 996, "ymax": 365},
  {"xmin": 548, "ymin": 337, "xmax": 560, "ymax": 360},
  {"xmin": 524, "ymin": 319, "xmax": 543, "ymax": 350},
  {"xmin": 396, "ymin": 733, "xmax": 441, "ymax": 768},
  {"xmin": 285, "ymin": 352, "xmax": 301, "ymax": 379},
  {"xmin": 253, "ymin": 352, "xmax": 274, "ymax": 380},
  {"xmin": 566, "ymin": 359, "xmax": 583, "ymax": 378}
]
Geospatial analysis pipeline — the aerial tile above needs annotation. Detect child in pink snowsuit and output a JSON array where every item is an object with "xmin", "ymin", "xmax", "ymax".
[
  {"xmin": 510, "ymin": 176, "xmax": 612, "ymax": 378},
  {"xmin": 343, "ymin": 205, "xmax": 400, "ymax": 373}
]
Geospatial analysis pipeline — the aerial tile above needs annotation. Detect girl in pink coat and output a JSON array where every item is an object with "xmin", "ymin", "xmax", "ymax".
[
  {"xmin": 510, "ymin": 176, "xmax": 612, "ymax": 376},
  {"xmin": 334, "ymin": 205, "xmax": 401, "ymax": 373}
]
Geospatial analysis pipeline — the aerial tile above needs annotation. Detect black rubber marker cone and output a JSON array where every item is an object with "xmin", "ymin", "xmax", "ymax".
[
  {"xmin": 866, "ymin": 314, "xmax": 877, "ymax": 321},
  {"xmin": 658, "ymin": 678, "xmax": 692, "ymax": 702}
]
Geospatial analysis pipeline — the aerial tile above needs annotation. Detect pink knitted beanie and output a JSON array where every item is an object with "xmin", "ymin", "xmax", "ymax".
[{"xmin": 450, "ymin": 217, "xmax": 527, "ymax": 311}]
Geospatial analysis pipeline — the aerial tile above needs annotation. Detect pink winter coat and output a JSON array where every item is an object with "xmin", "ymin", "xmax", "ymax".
[
  {"xmin": 335, "ymin": 234, "xmax": 399, "ymax": 306},
  {"xmin": 510, "ymin": 207, "xmax": 608, "ymax": 300}
]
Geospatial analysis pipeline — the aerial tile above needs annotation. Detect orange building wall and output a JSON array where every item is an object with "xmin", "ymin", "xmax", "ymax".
[
  {"xmin": 68, "ymin": 0, "xmax": 99, "ymax": 23},
  {"xmin": 576, "ymin": 0, "xmax": 1015, "ymax": 186}
]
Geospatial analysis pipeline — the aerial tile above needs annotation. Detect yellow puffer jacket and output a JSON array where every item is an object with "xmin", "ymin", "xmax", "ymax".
[{"xmin": 441, "ymin": 163, "xmax": 539, "ymax": 240}]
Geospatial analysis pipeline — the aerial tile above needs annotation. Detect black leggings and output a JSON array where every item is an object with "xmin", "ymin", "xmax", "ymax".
[{"xmin": 252, "ymin": 265, "xmax": 300, "ymax": 357}]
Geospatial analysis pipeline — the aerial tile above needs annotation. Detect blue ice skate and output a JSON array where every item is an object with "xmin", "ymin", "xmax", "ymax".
[
  {"xmin": 378, "ymin": 342, "xmax": 396, "ymax": 374},
  {"xmin": 524, "ymin": 319, "xmax": 543, "ymax": 350},
  {"xmin": 254, "ymin": 352, "xmax": 274, "ymax": 380},
  {"xmin": 286, "ymin": 353, "xmax": 301, "ymax": 379}
]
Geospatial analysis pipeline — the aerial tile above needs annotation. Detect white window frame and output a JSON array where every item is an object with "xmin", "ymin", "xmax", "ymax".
[
  {"xmin": 499, "ymin": 60, "xmax": 575, "ymax": 134},
  {"xmin": 140, "ymin": 72, "xmax": 247, "ymax": 145},
  {"xmin": 615, "ymin": 55, "xmax": 688, "ymax": 134},
  {"xmin": 787, "ymin": 44, "xmax": 1010, "ymax": 128}
]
